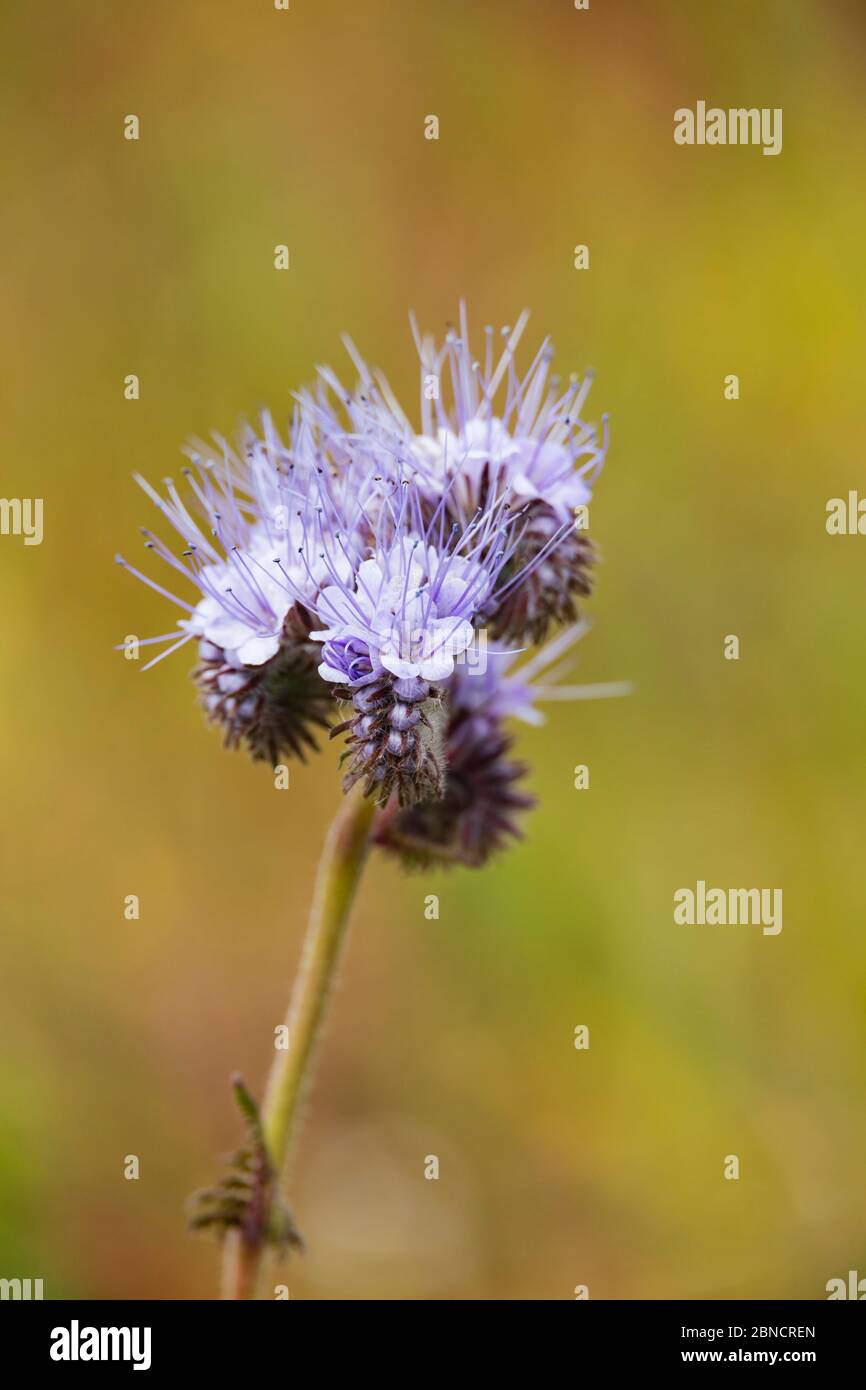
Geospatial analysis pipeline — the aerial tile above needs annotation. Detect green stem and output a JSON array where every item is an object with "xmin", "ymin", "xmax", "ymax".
[{"xmin": 221, "ymin": 785, "xmax": 377, "ymax": 1300}]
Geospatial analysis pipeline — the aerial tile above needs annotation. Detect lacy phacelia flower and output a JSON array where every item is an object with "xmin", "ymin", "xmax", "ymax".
[
  {"xmin": 373, "ymin": 622, "xmax": 630, "ymax": 866},
  {"xmin": 306, "ymin": 305, "xmax": 607, "ymax": 644},
  {"xmin": 116, "ymin": 416, "xmax": 343, "ymax": 762},
  {"xmin": 118, "ymin": 309, "xmax": 627, "ymax": 860},
  {"xmin": 311, "ymin": 530, "xmax": 505, "ymax": 807}
]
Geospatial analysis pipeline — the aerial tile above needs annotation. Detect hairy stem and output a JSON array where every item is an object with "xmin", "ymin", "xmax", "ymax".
[{"xmin": 221, "ymin": 785, "xmax": 377, "ymax": 1299}]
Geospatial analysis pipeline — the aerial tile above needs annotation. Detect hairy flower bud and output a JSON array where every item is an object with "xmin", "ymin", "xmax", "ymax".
[
  {"xmin": 333, "ymin": 674, "xmax": 447, "ymax": 806},
  {"xmin": 486, "ymin": 501, "xmax": 595, "ymax": 644},
  {"xmin": 195, "ymin": 607, "xmax": 333, "ymax": 764}
]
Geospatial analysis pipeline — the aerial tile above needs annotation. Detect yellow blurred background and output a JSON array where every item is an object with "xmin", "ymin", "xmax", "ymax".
[{"xmin": 2, "ymin": 0, "xmax": 865, "ymax": 1299}]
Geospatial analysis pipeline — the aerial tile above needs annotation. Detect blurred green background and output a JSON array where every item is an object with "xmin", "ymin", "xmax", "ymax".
[{"xmin": 2, "ymin": 0, "xmax": 865, "ymax": 1299}]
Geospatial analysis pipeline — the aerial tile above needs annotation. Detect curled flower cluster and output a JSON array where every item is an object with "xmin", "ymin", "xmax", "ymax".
[{"xmin": 117, "ymin": 308, "xmax": 627, "ymax": 865}]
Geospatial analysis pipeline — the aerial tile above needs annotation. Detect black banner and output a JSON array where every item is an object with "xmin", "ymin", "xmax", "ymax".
[{"xmin": 2, "ymin": 1299, "xmax": 861, "ymax": 1374}]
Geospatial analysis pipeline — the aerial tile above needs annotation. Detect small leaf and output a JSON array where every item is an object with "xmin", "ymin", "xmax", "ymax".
[{"xmin": 188, "ymin": 1072, "xmax": 303, "ymax": 1256}]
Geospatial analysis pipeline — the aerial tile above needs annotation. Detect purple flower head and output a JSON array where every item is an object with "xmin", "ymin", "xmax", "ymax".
[
  {"xmin": 124, "ymin": 400, "xmax": 395, "ymax": 661},
  {"xmin": 306, "ymin": 305, "xmax": 607, "ymax": 644},
  {"xmin": 116, "ymin": 412, "xmax": 354, "ymax": 761},
  {"xmin": 305, "ymin": 306, "xmax": 606, "ymax": 518},
  {"xmin": 117, "ymin": 309, "xmax": 628, "ymax": 850},
  {"xmin": 294, "ymin": 465, "xmax": 529, "ymax": 807},
  {"xmin": 313, "ymin": 542, "xmax": 483, "ymax": 687}
]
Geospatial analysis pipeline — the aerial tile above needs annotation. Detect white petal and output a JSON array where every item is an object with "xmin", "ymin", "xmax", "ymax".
[
  {"xmin": 419, "ymin": 650, "xmax": 455, "ymax": 681},
  {"xmin": 318, "ymin": 660, "xmax": 349, "ymax": 684},
  {"xmin": 380, "ymin": 651, "xmax": 419, "ymax": 680},
  {"xmin": 236, "ymin": 633, "xmax": 280, "ymax": 666}
]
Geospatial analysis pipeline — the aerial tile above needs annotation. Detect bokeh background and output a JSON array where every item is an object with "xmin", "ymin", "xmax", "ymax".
[{"xmin": 2, "ymin": 0, "xmax": 865, "ymax": 1300}]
